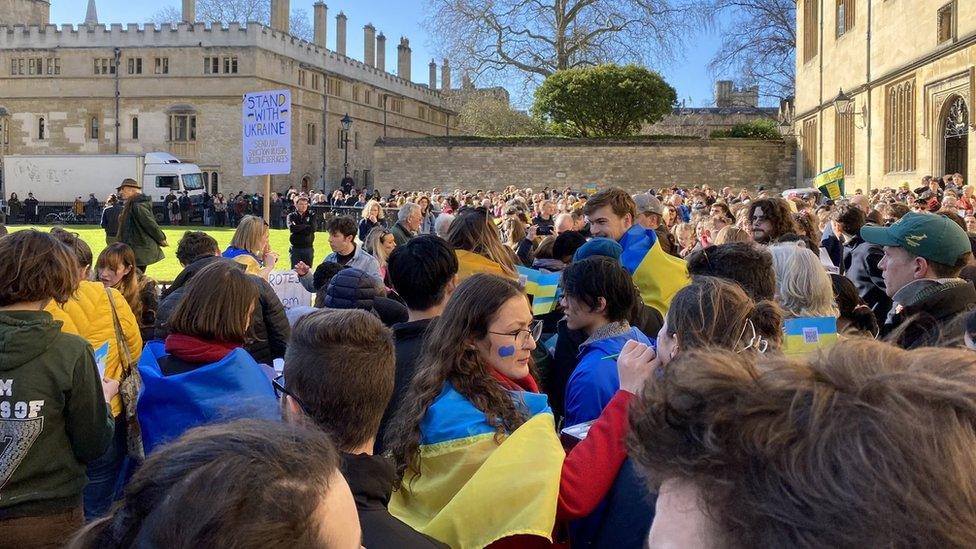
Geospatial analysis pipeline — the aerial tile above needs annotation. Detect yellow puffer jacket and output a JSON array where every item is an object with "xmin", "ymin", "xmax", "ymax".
[{"xmin": 46, "ymin": 280, "xmax": 143, "ymax": 417}]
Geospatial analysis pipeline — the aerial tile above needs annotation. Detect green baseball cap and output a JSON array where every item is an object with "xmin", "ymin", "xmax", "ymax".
[{"xmin": 860, "ymin": 212, "xmax": 971, "ymax": 266}]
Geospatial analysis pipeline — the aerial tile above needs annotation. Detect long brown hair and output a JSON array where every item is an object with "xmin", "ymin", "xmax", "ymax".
[
  {"xmin": 446, "ymin": 208, "xmax": 517, "ymax": 277},
  {"xmin": 385, "ymin": 274, "xmax": 531, "ymax": 485},
  {"xmin": 168, "ymin": 261, "xmax": 258, "ymax": 343},
  {"xmin": 96, "ymin": 243, "xmax": 153, "ymax": 321},
  {"xmin": 666, "ymin": 276, "xmax": 783, "ymax": 351}
]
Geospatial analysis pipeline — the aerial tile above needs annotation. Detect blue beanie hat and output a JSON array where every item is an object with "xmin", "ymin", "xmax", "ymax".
[{"xmin": 573, "ymin": 237, "xmax": 623, "ymax": 262}]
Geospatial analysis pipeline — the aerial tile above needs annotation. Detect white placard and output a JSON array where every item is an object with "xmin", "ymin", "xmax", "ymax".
[
  {"xmin": 242, "ymin": 89, "xmax": 292, "ymax": 176},
  {"xmin": 267, "ymin": 270, "xmax": 314, "ymax": 310}
]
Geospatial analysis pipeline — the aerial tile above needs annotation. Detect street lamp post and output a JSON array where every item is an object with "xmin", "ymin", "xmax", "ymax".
[{"xmin": 341, "ymin": 113, "xmax": 352, "ymax": 180}]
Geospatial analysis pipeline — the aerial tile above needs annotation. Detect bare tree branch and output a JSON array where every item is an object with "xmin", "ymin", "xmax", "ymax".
[
  {"xmin": 702, "ymin": 0, "xmax": 795, "ymax": 101},
  {"xmin": 151, "ymin": 0, "xmax": 313, "ymax": 42},
  {"xmin": 423, "ymin": 0, "xmax": 694, "ymax": 97}
]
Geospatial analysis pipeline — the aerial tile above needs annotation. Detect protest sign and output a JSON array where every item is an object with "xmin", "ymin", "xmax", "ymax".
[
  {"xmin": 242, "ymin": 89, "xmax": 292, "ymax": 177},
  {"xmin": 267, "ymin": 270, "xmax": 313, "ymax": 310}
]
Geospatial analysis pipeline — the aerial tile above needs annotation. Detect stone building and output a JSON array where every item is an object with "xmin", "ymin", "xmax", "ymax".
[
  {"xmin": 0, "ymin": 0, "xmax": 458, "ymax": 196},
  {"xmin": 795, "ymin": 0, "xmax": 975, "ymax": 190},
  {"xmin": 644, "ymin": 80, "xmax": 780, "ymax": 138}
]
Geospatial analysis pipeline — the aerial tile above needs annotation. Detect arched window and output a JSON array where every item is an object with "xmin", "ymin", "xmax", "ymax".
[
  {"xmin": 38, "ymin": 117, "xmax": 46, "ymax": 140},
  {"xmin": 132, "ymin": 116, "xmax": 139, "ymax": 140},
  {"xmin": 211, "ymin": 172, "xmax": 219, "ymax": 195}
]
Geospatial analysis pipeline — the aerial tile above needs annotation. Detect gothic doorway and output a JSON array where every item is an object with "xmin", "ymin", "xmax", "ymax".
[
  {"xmin": 943, "ymin": 96, "xmax": 968, "ymax": 177},
  {"xmin": 301, "ymin": 176, "xmax": 311, "ymax": 191}
]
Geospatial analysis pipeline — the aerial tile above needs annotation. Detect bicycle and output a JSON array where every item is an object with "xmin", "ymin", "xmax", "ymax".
[{"xmin": 44, "ymin": 211, "xmax": 84, "ymax": 225}]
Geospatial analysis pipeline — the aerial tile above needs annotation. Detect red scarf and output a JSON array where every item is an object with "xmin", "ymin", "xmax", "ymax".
[
  {"xmin": 490, "ymin": 368, "xmax": 540, "ymax": 394},
  {"xmin": 164, "ymin": 334, "xmax": 240, "ymax": 364}
]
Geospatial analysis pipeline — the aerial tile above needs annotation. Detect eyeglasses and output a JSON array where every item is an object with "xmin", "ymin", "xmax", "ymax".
[
  {"xmin": 272, "ymin": 374, "xmax": 310, "ymax": 416},
  {"xmin": 488, "ymin": 320, "xmax": 544, "ymax": 348}
]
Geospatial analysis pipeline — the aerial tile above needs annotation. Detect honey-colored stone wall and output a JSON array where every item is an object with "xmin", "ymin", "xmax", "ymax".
[{"xmin": 374, "ymin": 137, "xmax": 797, "ymax": 193}]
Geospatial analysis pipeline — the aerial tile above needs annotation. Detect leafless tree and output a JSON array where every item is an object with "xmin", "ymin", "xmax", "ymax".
[
  {"xmin": 423, "ymin": 0, "xmax": 693, "ymax": 93},
  {"xmin": 152, "ymin": 0, "xmax": 313, "ymax": 42},
  {"xmin": 703, "ymin": 0, "xmax": 795, "ymax": 101}
]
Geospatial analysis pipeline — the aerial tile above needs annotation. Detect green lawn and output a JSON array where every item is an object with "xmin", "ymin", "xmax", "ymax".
[{"xmin": 9, "ymin": 225, "xmax": 334, "ymax": 282}]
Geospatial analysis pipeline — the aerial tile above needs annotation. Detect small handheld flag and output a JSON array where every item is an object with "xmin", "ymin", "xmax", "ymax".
[{"xmin": 815, "ymin": 164, "xmax": 846, "ymax": 200}]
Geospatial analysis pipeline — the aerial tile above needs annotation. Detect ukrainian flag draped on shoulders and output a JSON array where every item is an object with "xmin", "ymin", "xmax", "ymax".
[
  {"xmin": 455, "ymin": 249, "xmax": 516, "ymax": 282},
  {"xmin": 389, "ymin": 383, "xmax": 565, "ymax": 548},
  {"xmin": 618, "ymin": 225, "xmax": 690, "ymax": 315}
]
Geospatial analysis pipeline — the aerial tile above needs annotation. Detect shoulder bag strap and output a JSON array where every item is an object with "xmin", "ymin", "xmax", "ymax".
[{"xmin": 105, "ymin": 287, "xmax": 134, "ymax": 377}]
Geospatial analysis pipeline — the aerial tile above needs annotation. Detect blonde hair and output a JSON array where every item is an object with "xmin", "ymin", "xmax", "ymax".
[
  {"xmin": 768, "ymin": 242, "xmax": 838, "ymax": 318},
  {"xmin": 713, "ymin": 226, "xmax": 751, "ymax": 245},
  {"xmin": 230, "ymin": 215, "xmax": 269, "ymax": 256},
  {"xmin": 361, "ymin": 200, "xmax": 385, "ymax": 220},
  {"xmin": 446, "ymin": 208, "xmax": 518, "ymax": 278},
  {"xmin": 365, "ymin": 226, "xmax": 394, "ymax": 266}
]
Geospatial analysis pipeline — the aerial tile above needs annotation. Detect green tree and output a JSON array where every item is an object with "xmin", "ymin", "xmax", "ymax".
[
  {"xmin": 457, "ymin": 96, "xmax": 546, "ymax": 136},
  {"xmin": 532, "ymin": 64, "xmax": 676, "ymax": 137}
]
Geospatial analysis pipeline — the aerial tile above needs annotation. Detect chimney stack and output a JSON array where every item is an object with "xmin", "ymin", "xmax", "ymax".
[
  {"xmin": 182, "ymin": 0, "xmax": 195, "ymax": 23},
  {"xmin": 376, "ymin": 33, "xmax": 387, "ymax": 72},
  {"xmin": 335, "ymin": 12, "xmax": 347, "ymax": 56},
  {"xmin": 397, "ymin": 37, "xmax": 411, "ymax": 81},
  {"xmin": 442, "ymin": 59, "xmax": 451, "ymax": 90},
  {"xmin": 270, "ymin": 0, "xmax": 289, "ymax": 33},
  {"xmin": 313, "ymin": 2, "xmax": 327, "ymax": 48},
  {"xmin": 428, "ymin": 59, "xmax": 437, "ymax": 90},
  {"xmin": 364, "ymin": 24, "xmax": 376, "ymax": 67}
]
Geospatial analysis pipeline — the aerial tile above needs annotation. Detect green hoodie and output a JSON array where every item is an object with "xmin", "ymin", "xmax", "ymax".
[{"xmin": 0, "ymin": 310, "xmax": 113, "ymax": 518}]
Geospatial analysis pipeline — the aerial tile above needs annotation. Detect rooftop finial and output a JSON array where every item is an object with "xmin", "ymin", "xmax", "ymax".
[{"xmin": 85, "ymin": 0, "xmax": 99, "ymax": 26}]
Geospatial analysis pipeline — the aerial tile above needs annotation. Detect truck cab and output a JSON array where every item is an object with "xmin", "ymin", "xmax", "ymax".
[{"xmin": 144, "ymin": 152, "xmax": 205, "ymax": 202}]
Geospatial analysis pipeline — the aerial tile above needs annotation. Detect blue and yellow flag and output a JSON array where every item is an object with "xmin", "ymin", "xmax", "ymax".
[
  {"xmin": 389, "ymin": 384, "xmax": 564, "ymax": 548},
  {"xmin": 455, "ymin": 249, "xmax": 514, "ymax": 282},
  {"xmin": 618, "ymin": 225, "xmax": 690, "ymax": 316},
  {"xmin": 517, "ymin": 265, "xmax": 562, "ymax": 316},
  {"xmin": 783, "ymin": 316, "xmax": 839, "ymax": 356},
  {"xmin": 815, "ymin": 164, "xmax": 846, "ymax": 200}
]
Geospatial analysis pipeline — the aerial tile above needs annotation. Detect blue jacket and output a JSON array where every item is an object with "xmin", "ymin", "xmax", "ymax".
[
  {"xmin": 564, "ymin": 326, "xmax": 653, "ymax": 427},
  {"xmin": 137, "ymin": 341, "xmax": 279, "ymax": 454}
]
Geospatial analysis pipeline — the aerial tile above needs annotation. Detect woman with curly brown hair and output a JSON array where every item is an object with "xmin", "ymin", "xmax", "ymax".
[
  {"xmin": 629, "ymin": 339, "xmax": 976, "ymax": 547},
  {"xmin": 385, "ymin": 274, "xmax": 654, "ymax": 548}
]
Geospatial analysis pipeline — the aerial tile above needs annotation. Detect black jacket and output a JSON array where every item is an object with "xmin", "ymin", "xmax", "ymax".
[
  {"xmin": 342, "ymin": 453, "xmax": 446, "ymax": 549},
  {"xmin": 100, "ymin": 204, "xmax": 123, "ymax": 237},
  {"xmin": 376, "ymin": 318, "xmax": 434, "ymax": 454},
  {"xmin": 154, "ymin": 257, "xmax": 290, "ymax": 363},
  {"xmin": 884, "ymin": 279, "xmax": 976, "ymax": 349},
  {"xmin": 287, "ymin": 210, "xmax": 315, "ymax": 248},
  {"xmin": 843, "ymin": 230, "xmax": 892, "ymax": 323}
]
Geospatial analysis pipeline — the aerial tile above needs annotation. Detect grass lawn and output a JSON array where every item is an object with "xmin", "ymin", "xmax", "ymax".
[{"xmin": 9, "ymin": 225, "xmax": 334, "ymax": 282}]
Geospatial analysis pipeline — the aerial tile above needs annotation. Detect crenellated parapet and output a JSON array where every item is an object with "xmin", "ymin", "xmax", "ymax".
[{"xmin": 0, "ymin": 21, "xmax": 449, "ymax": 108}]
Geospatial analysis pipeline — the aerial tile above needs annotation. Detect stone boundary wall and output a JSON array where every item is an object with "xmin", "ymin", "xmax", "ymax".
[{"xmin": 374, "ymin": 137, "xmax": 798, "ymax": 193}]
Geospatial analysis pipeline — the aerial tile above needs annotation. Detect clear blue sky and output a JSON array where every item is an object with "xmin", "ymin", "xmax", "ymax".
[{"xmin": 53, "ymin": 0, "xmax": 726, "ymax": 107}]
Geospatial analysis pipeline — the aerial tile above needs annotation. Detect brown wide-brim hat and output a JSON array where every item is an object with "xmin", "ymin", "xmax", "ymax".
[{"xmin": 117, "ymin": 178, "xmax": 141, "ymax": 191}]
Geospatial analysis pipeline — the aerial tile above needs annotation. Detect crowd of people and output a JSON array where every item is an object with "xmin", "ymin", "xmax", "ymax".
[{"xmin": 3, "ymin": 171, "xmax": 976, "ymax": 548}]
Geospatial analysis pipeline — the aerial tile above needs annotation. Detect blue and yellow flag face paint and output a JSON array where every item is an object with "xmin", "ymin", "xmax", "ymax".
[
  {"xmin": 390, "ymin": 385, "xmax": 564, "ymax": 548},
  {"xmin": 783, "ymin": 316, "xmax": 839, "ymax": 356},
  {"xmin": 618, "ymin": 225, "xmax": 690, "ymax": 316},
  {"xmin": 517, "ymin": 265, "xmax": 562, "ymax": 316}
]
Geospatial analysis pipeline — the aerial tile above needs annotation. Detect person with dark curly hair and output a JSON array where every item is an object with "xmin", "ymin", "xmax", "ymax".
[{"xmin": 747, "ymin": 197, "xmax": 797, "ymax": 244}]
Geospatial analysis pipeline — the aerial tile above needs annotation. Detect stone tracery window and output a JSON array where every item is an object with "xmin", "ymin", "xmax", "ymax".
[
  {"xmin": 944, "ymin": 96, "xmax": 969, "ymax": 139},
  {"xmin": 884, "ymin": 79, "xmax": 915, "ymax": 173}
]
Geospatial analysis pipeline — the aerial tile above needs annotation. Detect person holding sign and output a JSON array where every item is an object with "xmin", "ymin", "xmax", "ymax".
[{"xmin": 223, "ymin": 215, "xmax": 279, "ymax": 280}]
